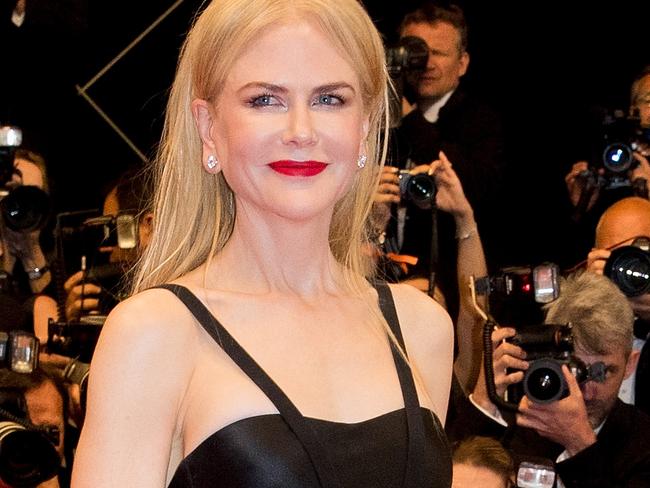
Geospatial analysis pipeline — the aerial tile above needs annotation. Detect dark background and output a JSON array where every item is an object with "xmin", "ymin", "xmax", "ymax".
[{"xmin": 2, "ymin": 0, "xmax": 650, "ymax": 269}]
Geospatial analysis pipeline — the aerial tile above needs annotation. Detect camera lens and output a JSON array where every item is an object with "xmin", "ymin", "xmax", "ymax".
[
  {"xmin": 0, "ymin": 422, "xmax": 60, "ymax": 486},
  {"xmin": 402, "ymin": 173, "xmax": 436, "ymax": 209},
  {"xmin": 523, "ymin": 358, "xmax": 566, "ymax": 404},
  {"xmin": 0, "ymin": 185, "xmax": 50, "ymax": 232},
  {"xmin": 602, "ymin": 142, "xmax": 634, "ymax": 173},
  {"xmin": 605, "ymin": 245, "xmax": 650, "ymax": 297}
]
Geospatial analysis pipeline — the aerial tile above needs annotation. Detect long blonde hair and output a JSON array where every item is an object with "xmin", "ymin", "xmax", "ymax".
[{"xmin": 132, "ymin": 0, "xmax": 391, "ymax": 294}]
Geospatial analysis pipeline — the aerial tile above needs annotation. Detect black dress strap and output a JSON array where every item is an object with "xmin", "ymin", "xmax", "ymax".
[
  {"xmin": 374, "ymin": 281, "xmax": 428, "ymax": 488},
  {"xmin": 156, "ymin": 282, "xmax": 431, "ymax": 488},
  {"xmin": 156, "ymin": 284, "xmax": 343, "ymax": 488}
]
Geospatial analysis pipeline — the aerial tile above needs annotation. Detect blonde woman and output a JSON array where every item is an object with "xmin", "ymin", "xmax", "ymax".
[{"xmin": 72, "ymin": 0, "xmax": 454, "ymax": 486}]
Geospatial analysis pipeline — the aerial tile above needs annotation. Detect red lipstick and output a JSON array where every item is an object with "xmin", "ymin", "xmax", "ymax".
[{"xmin": 268, "ymin": 160, "xmax": 327, "ymax": 177}]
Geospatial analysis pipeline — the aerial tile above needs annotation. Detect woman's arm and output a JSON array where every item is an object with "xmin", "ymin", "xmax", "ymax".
[
  {"xmin": 72, "ymin": 290, "xmax": 196, "ymax": 487},
  {"xmin": 390, "ymin": 283, "xmax": 454, "ymax": 423}
]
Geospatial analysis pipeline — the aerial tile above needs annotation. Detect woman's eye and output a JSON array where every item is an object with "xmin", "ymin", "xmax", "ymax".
[
  {"xmin": 316, "ymin": 94, "xmax": 343, "ymax": 106},
  {"xmin": 249, "ymin": 94, "xmax": 278, "ymax": 107}
]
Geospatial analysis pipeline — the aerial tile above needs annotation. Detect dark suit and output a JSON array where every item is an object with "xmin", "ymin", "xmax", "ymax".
[
  {"xmin": 447, "ymin": 395, "xmax": 650, "ymax": 488},
  {"xmin": 388, "ymin": 87, "xmax": 506, "ymax": 320}
]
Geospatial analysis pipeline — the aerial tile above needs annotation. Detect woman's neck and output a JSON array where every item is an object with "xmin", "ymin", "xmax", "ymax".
[{"xmin": 204, "ymin": 209, "xmax": 345, "ymax": 297}]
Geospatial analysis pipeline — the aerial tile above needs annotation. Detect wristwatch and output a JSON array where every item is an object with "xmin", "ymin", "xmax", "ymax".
[{"xmin": 26, "ymin": 264, "xmax": 50, "ymax": 280}]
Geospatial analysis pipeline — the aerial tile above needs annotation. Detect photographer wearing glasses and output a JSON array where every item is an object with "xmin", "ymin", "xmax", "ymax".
[
  {"xmin": 61, "ymin": 167, "xmax": 152, "ymax": 324},
  {"xmin": 455, "ymin": 271, "xmax": 650, "ymax": 488}
]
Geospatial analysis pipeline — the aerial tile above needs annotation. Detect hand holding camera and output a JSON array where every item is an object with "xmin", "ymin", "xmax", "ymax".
[
  {"xmin": 63, "ymin": 270, "xmax": 102, "ymax": 322},
  {"xmin": 515, "ymin": 365, "xmax": 597, "ymax": 456}
]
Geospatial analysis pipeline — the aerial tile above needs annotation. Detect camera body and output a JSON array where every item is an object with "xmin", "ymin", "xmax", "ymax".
[
  {"xmin": 398, "ymin": 169, "xmax": 437, "ymax": 209},
  {"xmin": 506, "ymin": 323, "xmax": 588, "ymax": 404},
  {"xmin": 604, "ymin": 236, "xmax": 650, "ymax": 297},
  {"xmin": 599, "ymin": 112, "xmax": 645, "ymax": 187},
  {"xmin": 580, "ymin": 111, "xmax": 650, "ymax": 194}
]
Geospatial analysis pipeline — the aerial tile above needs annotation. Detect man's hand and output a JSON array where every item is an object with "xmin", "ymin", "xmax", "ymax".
[
  {"xmin": 586, "ymin": 248, "xmax": 611, "ymax": 275},
  {"xmin": 565, "ymin": 161, "xmax": 600, "ymax": 210},
  {"xmin": 63, "ymin": 271, "xmax": 101, "ymax": 322},
  {"xmin": 472, "ymin": 327, "xmax": 528, "ymax": 415},
  {"xmin": 516, "ymin": 365, "xmax": 597, "ymax": 456}
]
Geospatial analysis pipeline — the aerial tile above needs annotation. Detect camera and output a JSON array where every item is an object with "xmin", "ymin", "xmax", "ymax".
[
  {"xmin": 398, "ymin": 169, "xmax": 437, "ymax": 209},
  {"xmin": 505, "ymin": 323, "xmax": 588, "ymax": 404},
  {"xmin": 386, "ymin": 36, "xmax": 429, "ymax": 84},
  {"xmin": 386, "ymin": 36, "xmax": 429, "ymax": 128},
  {"xmin": 599, "ymin": 111, "xmax": 648, "ymax": 185},
  {"xmin": 0, "ymin": 358, "xmax": 61, "ymax": 486},
  {"xmin": 579, "ymin": 111, "xmax": 650, "ymax": 191},
  {"xmin": 0, "ymin": 126, "xmax": 50, "ymax": 232},
  {"xmin": 604, "ymin": 236, "xmax": 650, "ymax": 297},
  {"xmin": 47, "ymin": 318, "xmax": 103, "ymax": 363}
]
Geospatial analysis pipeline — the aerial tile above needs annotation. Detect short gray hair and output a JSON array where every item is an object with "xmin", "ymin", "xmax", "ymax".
[{"xmin": 544, "ymin": 271, "xmax": 634, "ymax": 357}]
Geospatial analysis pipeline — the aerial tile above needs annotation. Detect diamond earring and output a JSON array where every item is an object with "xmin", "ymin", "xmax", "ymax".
[
  {"xmin": 357, "ymin": 155, "xmax": 367, "ymax": 169},
  {"xmin": 207, "ymin": 155, "xmax": 218, "ymax": 169}
]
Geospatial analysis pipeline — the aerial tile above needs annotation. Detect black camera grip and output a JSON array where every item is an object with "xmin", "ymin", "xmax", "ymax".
[{"xmin": 482, "ymin": 319, "xmax": 520, "ymax": 413}]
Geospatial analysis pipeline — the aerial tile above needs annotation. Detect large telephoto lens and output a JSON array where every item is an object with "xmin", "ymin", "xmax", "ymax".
[{"xmin": 605, "ymin": 245, "xmax": 650, "ymax": 297}]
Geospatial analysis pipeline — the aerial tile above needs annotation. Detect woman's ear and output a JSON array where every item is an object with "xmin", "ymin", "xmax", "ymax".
[
  {"xmin": 191, "ymin": 99, "xmax": 221, "ymax": 173},
  {"xmin": 138, "ymin": 212, "xmax": 154, "ymax": 249}
]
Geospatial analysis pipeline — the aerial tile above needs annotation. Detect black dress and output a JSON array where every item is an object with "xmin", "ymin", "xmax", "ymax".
[{"xmin": 157, "ymin": 283, "xmax": 451, "ymax": 488}]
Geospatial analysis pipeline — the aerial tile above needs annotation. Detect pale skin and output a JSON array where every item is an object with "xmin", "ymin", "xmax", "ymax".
[{"xmin": 72, "ymin": 18, "xmax": 454, "ymax": 487}]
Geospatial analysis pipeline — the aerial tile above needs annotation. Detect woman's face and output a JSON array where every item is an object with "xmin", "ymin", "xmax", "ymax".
[{"xmin": 194, "ymin": 18, "xmax": 368, "ymax": 223}]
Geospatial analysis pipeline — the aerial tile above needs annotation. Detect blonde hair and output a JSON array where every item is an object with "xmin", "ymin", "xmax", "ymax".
[{"xmin": 132, "ymin": 0, "xmax": 391, "ymax": 294}]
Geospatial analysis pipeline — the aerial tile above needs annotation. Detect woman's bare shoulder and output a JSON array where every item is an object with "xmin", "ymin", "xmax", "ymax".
[
  {"xmin": 387, "ymin": 282, "xmax": 452, "ymax": 329},
  {"xmin": 93, "ymin": 287, "xmax": 200, "ymax": 369},
  {"xmin": 385, "ymin": 282, "xmax": 454, "ymax": 364}
]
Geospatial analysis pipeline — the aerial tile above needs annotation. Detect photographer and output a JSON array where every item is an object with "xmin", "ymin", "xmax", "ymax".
[
  {"xmin": 1, "ymin": 146, "xmax": 58, "ymax": 342},
  {"xmin": 378, "ymin": 2, "xmax": 506, "ymax": 323},
  {"xmin": 565, "ymin": 65, "xmax": 650, "ymax": 258},
  {"xmin": 62, "ymin": 167, "xmax": 152, "ymax": 323},
  {"xmin": 0, "ymin": 366, "xmax": 70, "ymax": 487},
  {"xmin": 455, "ymin": 271, "xmax": 650, "ymax": 487},
  {"xmin": 585, "ymin": 196, "xmax": 650, "ymax": 415}
]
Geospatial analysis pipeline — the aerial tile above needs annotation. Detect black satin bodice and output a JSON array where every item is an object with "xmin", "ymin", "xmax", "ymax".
[{"xmin": 159, "ymin": 283, "xmax": 451, "ymax": 488}]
